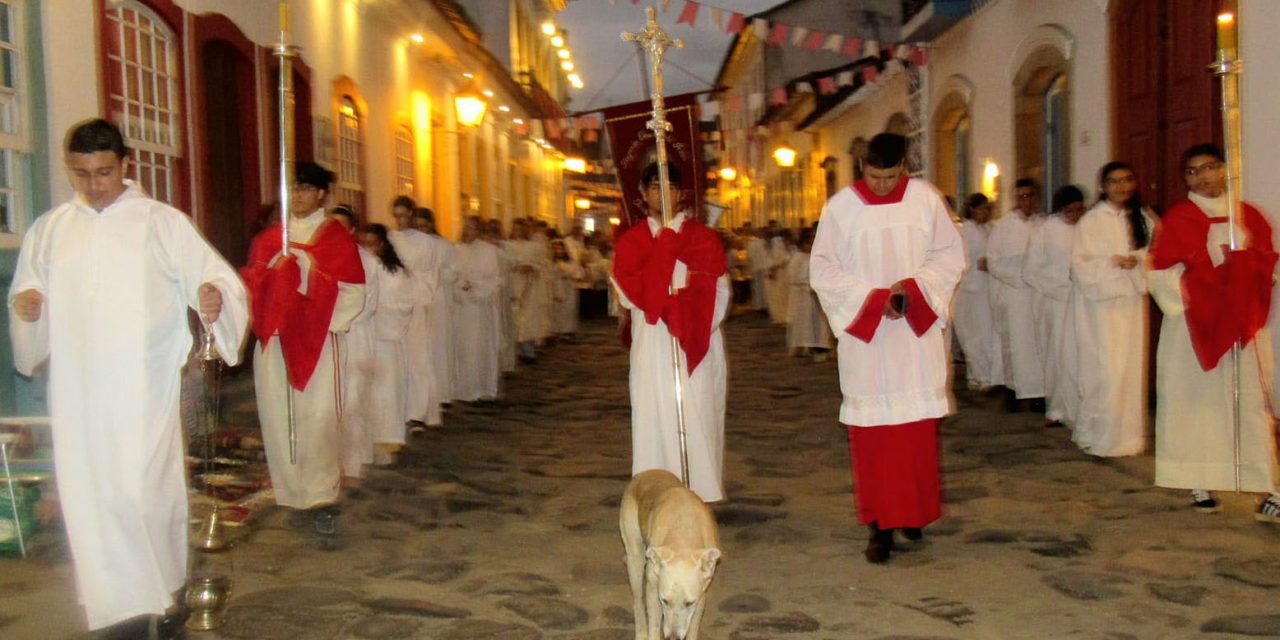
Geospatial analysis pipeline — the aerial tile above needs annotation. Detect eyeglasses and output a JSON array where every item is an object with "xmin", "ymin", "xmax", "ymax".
[
  {"xmin": 1184, "ymin": 161, "xmax": 1223, "ymax": 177},
  {"xmin": 1105, "ymin": 175, "xmax": 1136, "ymax": 185},
  {"xmin": 1016, "ymin": 192, "xmax": 1036, "ymax": 200}
]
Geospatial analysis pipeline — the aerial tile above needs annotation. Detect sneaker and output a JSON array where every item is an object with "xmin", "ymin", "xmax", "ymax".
[
  {"xmin": 1191, "ymin": 490, "xmax": 1221, "ymax": 514},
  {"xmin": 1256, "ymin": 495, "xmax": 1280, "ymax": 524},
  {"xmin": 313, "ymin": 509, "xmax": 339, "ymax": 537}
]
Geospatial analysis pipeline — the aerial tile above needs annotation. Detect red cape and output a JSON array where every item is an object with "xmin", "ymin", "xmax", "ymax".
[
  {"xmin": 242, "ymin": 217, "xmax": 366, "ymax": 390},
  {"xmin": 612, "ymin": 216, "xmax": 727, "ymax": 373},
  {"xmin": 1149, "ymin": 199, "xmax": 1276, "ymax": 371}
]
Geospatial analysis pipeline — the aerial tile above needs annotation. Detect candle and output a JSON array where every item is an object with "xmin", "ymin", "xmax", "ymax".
[
  {"xmin": 1217, "ymin": 11, "xmax": 1237, "ymax": 56},
  {"xmin": 279, "ymin": 2, "xmax": 289, "ymax": 35}
]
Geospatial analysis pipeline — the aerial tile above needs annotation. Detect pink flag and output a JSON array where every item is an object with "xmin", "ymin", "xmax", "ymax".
[
  {"xmin": 862, "ymin": 65, "xmax": 879, "ymax": 84},
  {"xmin": 818, "ymin": 76, "xmax": 837, "ymax": 95},
  {"xmin": 725, "ymin": 12, "xmax": 745, "ymax": 34},
  {"xmin": 803, "ymin": 30, "xmax": 825, "ymax": 51},
  {"xmin": 843, "ymin": 37, "xmax": 863, "ymax": 58},
  {"xmin": 676, "ymin": 0, "xmax": 699, "ymax": 27},
  {"xmin": 770, "ymin": 86, "xmax": 788, "ymax": 105},
  {"xmin": 768, "ymin": 22, "xmax": 790, "ymax": 47},
  {"xmin": 910, "ymin": 46, "xmax": 928, "ymax": 67}
]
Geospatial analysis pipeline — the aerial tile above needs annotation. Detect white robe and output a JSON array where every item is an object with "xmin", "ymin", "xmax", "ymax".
[
  {"xmin": 785, "ymin": 251, "xmax": 832, "ymax": 350},
  {"xmin": 746, "ymin": 236, "xmax": 770, "ymax": 310},
  {"xmin": 255, "ymin": 210, "xmax": 365, "ymax": 508},
  {"xmin": 492, "ymin": 240, "xmax": 518, "ymax": 373},
  {"xmin": 613, "ymin": 214, "xmax": 731, "ymax": 503},
  {"xmin": 1023, "ymin": 215, "xmax": 1079, "ymax": 423},
  {"xmin": 368, "ymin": 261, "xmax": 414, "ymax": 446},
  {"xmin": 387, "ymin": 228, "xmax": 439, "ymax": 424},
  {"xmin": 810, "ymin": 180, "xmax": 965, "ymax": 427},
  {"xmin": 452, "ymin": 240, "xmax": 502, "ymax": 402},
  {"xmin": 8, "ymin": 183, "xmax": 249, "ymax": 630},
  {"xmin": 952, "ymin": 219, "xmax": 1000, "ymax": 388},
  {"xmin": 337, "ymin": 247, "xmax": 379, "ymax": 478},
  {"xmin": 426, "ymin": 235, "xmax": 458, "ymax": 407},
  {"xmin": 1069, "ymin": 201, "xmax": 1152, "ymax": 457},
  {"xmin": 765, "ymin": 242, "xmax": 792, "ymax": 324},
  {"xmin": 1149, "ymin": 196, "xmax": 1279, "ymax": 493},
  {"xmin": 987, "ymin": 209, "xmax": 1045, "ymax": 398},
  {"xmin": 509, "ymin": 238, "xmax": 552, "ymax": 343},
  {"xmin": 553, "ymin": 260, "xmax": 583, "ymax": 335}
]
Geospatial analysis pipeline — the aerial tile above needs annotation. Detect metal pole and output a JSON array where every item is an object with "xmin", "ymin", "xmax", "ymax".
[
  {"xmin": 1209, "ymin": 5, "xmax": 1243, "ymax": 492},
  {"xmin": 275, "ymin": 2, "xmax": 299, "ymax": 464},
  {"xmin": 623, "ymin": 8, "xmax": 691, "ymax": 487}
]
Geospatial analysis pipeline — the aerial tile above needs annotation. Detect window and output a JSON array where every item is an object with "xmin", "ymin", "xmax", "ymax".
[
  {"xmin": 0, "ymin": 0, "xmax": 24, "ymax": 235},
  {"xmin": 334, "ymin": 96, "xmax": 363, "ymax": 207},
  {"xmin": 1043, "ymin": 74, "xmax": 1069, "ymax": 213},
  {"xmin": 394, "ymin": 125, "xmax": 415, "ymax": 196},
  {"xmin": 104, "ymin": 1, "xmax": 182, "ymax": 205},
  {"xmin": 954, "ymin": 116, "xmax": 971, "ymax": 210}
]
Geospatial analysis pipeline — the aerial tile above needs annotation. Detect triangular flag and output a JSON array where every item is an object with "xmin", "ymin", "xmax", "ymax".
[
  {"xmin": 676, "ymin": 0, "xmax": 699, "ymax": 27},
  {"xmin": 770, "ymin": 86, "xmax": 788, "ymax": 105},
  {"xmin": 822, "ymin": 33, "xmax": 843, "ymax": 53},
  {"xmin": 803, "ymin": 30, "xmax": 825, "ymax": 51},
  {"xmin": 748, "ymin": 92, "xmax": 764, "ymax": 109},
  {"xmin": 863, "ymin": 39, "xmax": 880, "ymax": 58},
  {"xmin": 726, "ymin": 12, "xmax": 745, "ymax": 34},
  {"xmin": 836, "ymin": 71, "xmax": 855, "ymax": 87},
  {"xmin": 728, "ymin": 95, "xmax": 744, "ymax": 111},
  {"xmin": 818, "ymin": 76, "xmax": 837, "ymax": 95},
  {"xmin": 862, "ymin": 64, "xmax": 879, "ymax": 84},
  {"xmin": 753, "ymin": 18, "xmax": 770, "ymax": 41},
  {"xmin": 768, "ymin": 22, "xmax": 790, "ymax": 46},
  {"xmin": 790, "ymin": 26, "xmax": 809, "ymax": 48},
  {"xmin": 796, "ymin": 81, "xmax": 813, "ymax": 94},
  {"xmin": 701, "ymin": 100, "xmax": 720, "ymax": 117},
  {"xmin": 546, "ymin": 118, "xmax": 561, "ymax": 139},
  {"xmin": 842, "ymin": 37, "xmax": 862, "ymax": 58},
  {"xmin": 584, "ymin": 129, "xmax": 598, "ymax": 143},
  {"xmin": 895, "ymin": 44, "xmax": 912, "ymax": 59}
]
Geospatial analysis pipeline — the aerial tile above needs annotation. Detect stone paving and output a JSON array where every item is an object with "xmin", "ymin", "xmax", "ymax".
[{"xmin": 3, "ymin": 312, "xmax": 1280, "ymax": 639}]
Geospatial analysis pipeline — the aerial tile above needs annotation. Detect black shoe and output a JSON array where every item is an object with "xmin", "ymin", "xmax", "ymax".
[
  {"xmin": 1003, "ymin": 389, "xmax": 1021, "ymax": 413},
  {"xmin": 312, "ymin": 507, "xmax": 340, "ymax": 537},
  {"xmin": 286, "ymin": 508, "xmax": 315, "ymax": 530},
  {"xmin": 901, "ymin": 527, "xmax": 924, "ymax": 542},
  {"xmin": 1028, "ymin": 397, "xmax": 1047, "ymax": 413},
  {"xmin": 1191, "ymin": 490, "xmax": 1221, "ymax": 514},
  {"xmin": 864, "ymin": 523, "xmax": 894, "ymax": 564}
]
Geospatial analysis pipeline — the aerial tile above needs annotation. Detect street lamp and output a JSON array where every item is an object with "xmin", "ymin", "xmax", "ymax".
[
  {"xmin": 772, "ymin": 144, "xmax": 797, "ymax": 168},
  {"xmin": 773, "ymin": 145, "xmax": 799, "ymax": 227},
  {"xmin": 575, "ymin": 198, "xmax": 591, "ymax": 210},
  {"xmin": 454, "ymin": 78, "xmax": 488, "ymax": 128},
  {"xmin": 719, "ymin": 166, "xmax": 737, "ymax": 182}
]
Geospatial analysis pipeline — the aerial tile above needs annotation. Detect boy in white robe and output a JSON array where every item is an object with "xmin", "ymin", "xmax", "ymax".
[
  {"xmin": 810, "ymin": 133, "xmax": 964, "ymax": 564},
  {"xmin": 986, "ymin": 179, "xmax": 1045, "ymax": 411},
  {"xmin": 329, "ymin": 205, "xmax": 377, "ymax": 485},
  {"xmin": 786, "ymin": 227, "xmax": 833, "ymax": 357},
  {"xmin": 953, "ymin": 194, "xmax": 999, "ymax": 389},
  {"xmin": 9, "ymin": 119, "xmax": 249, "ymax": 636},
  {"xmin": 1023, "ymin": 186, "xmax": 1085, "ymax": 427},
  {"xmin": 453, "ymin": 216, "xmax": 503, "ymax": 401},
  {"xmin": 1147, "ymin": 143, "xmax": 1280, "ymax": 521},
  {"xmin": 360, "ymin": 224, "xmax": 414, "ymax": 463},
  {"xmin": 387, "ymin": 197, "xmax": 440, "ymax": 429}
]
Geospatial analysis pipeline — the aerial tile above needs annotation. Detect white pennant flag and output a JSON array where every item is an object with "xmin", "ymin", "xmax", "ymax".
[
  {"xmin": 702, "ymin": 99, "xmax": 720, "ymax": 117},
  {"xmin": 790, "ymin": 27, "xmax": 809, "ymax": 48},
  {"xmin": 822, "ymin": 33, "xmax": 844, "ymax": 54},
  {"xmin": 836, "ymin": 71, "xmax": 855, "ymax": 87},
  {"xmin": 796, "ymin": 82, "xmax": 813, "ymax": 94},
  {"xmin": 748, "ymin": 92, "xmax": 764, "ymax": 110},
  {"xmin": 753, "ymin": 18, "xmax": 770, "ymax": 41}
]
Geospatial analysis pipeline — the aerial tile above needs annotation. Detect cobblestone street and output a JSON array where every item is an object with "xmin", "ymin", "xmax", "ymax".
[{"xmin": 3, "ymin": 313, "xmax": 1280, "ymax": 639}]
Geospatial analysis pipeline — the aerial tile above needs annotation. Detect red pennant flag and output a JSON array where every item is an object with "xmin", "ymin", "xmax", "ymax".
[
  {"xmin": 768, "ymin": 22, "xmax": 790, "ymax": 47},
  {"xmin": 770, "ymin": 86, "xmax": 788, "ymax": 105},
  {"xmin": 584, "ymin": 129, "xmax": 598, "ymax": 143},
  {"xmin": 676, "ymin": 0, "xmax": 699, "ymax": 27},
  {"xmin": 514, "ymin": 122, "xmax": 528, "ymax": 136},
  {"xmin": 726, "ymin": 12, "xmax": 746, "ymax": 34},
  {"xmin": 843, "ymin": 37, "xmax": 863, "ymax": 58},
  {"xmin": 728, "ymin": 95, "xmax": 745, "ymax": 111},
  {"xmin": 546, "ymin": 118, "xmax": 562, "ymax": 139},
  {"xmin": 910, "ymin": 46, "xmax": 928, "ymax": 67},
  {"xmin": 862, "ymin": 64, "xmax": 879, "ymax": 84},
  {"xmin": 882, "ymin": 42, "xmax": 896, "ymax": 58},
  {"xmin": 803, "ymin": 30, "xmax": 825, "ymax": 51},
  {"xmin": 818, "ymin": 76, "xmax": 837, "ymax": 95}
]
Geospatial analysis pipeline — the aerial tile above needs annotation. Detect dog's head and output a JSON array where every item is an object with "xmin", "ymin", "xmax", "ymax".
[{"xmin": 647, "ymin": 545, "xmax": 721, "ymax": 640}]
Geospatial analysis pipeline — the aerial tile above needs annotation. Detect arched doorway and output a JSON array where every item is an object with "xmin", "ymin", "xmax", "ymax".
[
  {"xmin": 1013, "ymin": 46, "xmax": 1069, "ymax": 211},
  {"xmin": 932, "ymin": 91, "xmax": 971, "ymax": 211}
]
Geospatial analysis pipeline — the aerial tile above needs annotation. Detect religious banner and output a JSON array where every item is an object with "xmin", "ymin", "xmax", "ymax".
[{"xmin": 602, "ymin": 92, "xmax": 705, "ymax": 229}]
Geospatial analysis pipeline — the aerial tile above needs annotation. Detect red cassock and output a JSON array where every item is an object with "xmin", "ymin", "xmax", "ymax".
[
  {"xmin": 241, "ymin": 218, "xmax": 366, "ymax": 390},
  {"xmin": 612, "ymin": 216, "xmax": 727, "ymax": 373},
  {"xmin": 1149, "ymin": 200, "xmax": 1277, "ymax": 371}
]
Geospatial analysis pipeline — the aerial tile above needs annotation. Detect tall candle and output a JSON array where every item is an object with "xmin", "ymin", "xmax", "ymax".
[
  {"xmin": 1217, "ymin": 10, "xmax": 1237, "ymax": 56},
  {"xmin": 279, "ymin": 2, "xmax": 290, "ymax": 36}
]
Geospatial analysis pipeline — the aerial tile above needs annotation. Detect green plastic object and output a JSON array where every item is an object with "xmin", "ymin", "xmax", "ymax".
[{"xmin": 0, "ymin": 484, "xmax": 39, "ymax": 556}]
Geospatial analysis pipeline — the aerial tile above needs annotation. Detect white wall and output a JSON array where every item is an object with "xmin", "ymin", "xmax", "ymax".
[
  {"xmin": 1241, "ymin": 0, "xmax": 1280, "ymax": 216},
  {"xmin": 925, "ymin": 0, "xmax": 1110, "ymax": 210},
  {"xmin": 40, "ymin": 0, "xmax": 102, "ymax": 207}
]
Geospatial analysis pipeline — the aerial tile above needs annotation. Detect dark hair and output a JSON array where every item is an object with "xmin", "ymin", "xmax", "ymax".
[
  {"xmin": 413, "ymin": 206, "xmax": 435, "ymax": 223},
  {"xmin": 296, "ymin": 162, "xmax": 334, "ymax": 191},
  {"xmin": 392, "ymin": 195, "xmax": 416, "ymax": 211},
  {"xmin": 363, "ymin": 223, "xmax": 405, "ymax": 274},
  {"xmin": 1181, "ymin": 143, "xmax": 1224, "ymax": 169},
  {"xmin": 66, "ymin": 118, "xmax": 129, "ymax": 158},
  {"xmin": 1014, "ymin": 178, "xmax": 1039, "ymax": 191},
  {"xmin": 864, "ymin": 133, "xmax": 906, "ymax": 169},
  {"xmin": 965, "ymin": 192, "xmax": 989, "ymax": 210},
  {"xmin": 640, "ymin": 162, "xmax": 683, "ymax": 188},
  {"xmin": 1099, "ymin": 161, "xmax": 1148, "ymax": 250},
  {"xmin": 330, "ymin": 203, "xmax": 357, "ymax": 224},
  {"xmin": 1051, "ymin": 185, "xmax": 1085, "ymax": 213}
]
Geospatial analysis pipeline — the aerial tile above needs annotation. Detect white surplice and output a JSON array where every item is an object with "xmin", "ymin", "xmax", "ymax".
[
  {"xmin": 452, "ymin": 240, "xmax": 502, "ymax": 402},
  {"xmin": 425, "ymin": 234, "xmax": 458, "ymax": 406},
  {"xmin": 612, "ymin": 213, "xmax": 731, "ymax": 503},
  {"xmin": 492, "ymin": 240, "xmax": 518, "ymax": 373},
  {"xmin": 987, "ymin": 209, "xmax": 1045, "ymax": 398},
  {"xmin": 746, "ymin": 236, "xmax": 770, "ymax": 310},
  {"xmin": 509, "ymin": 238, "xmax": 552, "ymax": 343},
  {"xmin": 810, "ymin": 180, "xmax": 965, "ymax": 427},
  {"xmin": 1069, "ymin": 201, "xmax": 1152, "ymax": 457},
  {"xmin": 337, "ymin": 247, "xmax": 379, "ymax": 478},
  {"xmin": 8, "ymin": 182, "xmax": 249, "ymax": 630},
  {"xmin": 255, "ymin": 210, "xmax": 366, "ymax": 508},
  {"xmin": 785, "ymin": 251, "xmax": 832, "ymax": 350},
  {"xmin": 952, "ymin": 219, "xmax": 1000, "ymax": 388},
  {"xmin": 1149, "ymin": 195, "xmax": 1279, "ymax": 492},
  {"xmin": 553, "ymin": 259, "xmax": 583, "ymax": 335},
  {"xmin": 387, "ymin": 228, "xmax": 439, "ymax": 424},
  {"xmin": 765, "ymin": 241, "xmax": 792, "ymax": 324},
  {"xmin": 1023, "ymin": 214, "xmax": 1079, "ymax": 423},
  {"xmin": 368, "ymin": 260, "xmax": 414, "ymax": 446}
]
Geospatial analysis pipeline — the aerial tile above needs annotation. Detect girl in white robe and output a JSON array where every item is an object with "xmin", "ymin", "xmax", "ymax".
[
  {"xmin": 359, "ymin": 224, "xmax": 414, "ymax": 456},
  {"xmin": 453, "ymin": 219, "xmax": 503, "ymax": 401},
  {"xmin": 1070, "ymin": 162, "xmax": 1154, "ymax": 457},
  {"xmin": 1023, "ymin": 187, "xmax": 1086, "ymax": 425},
  {"xmin": 786, "ymin": 229, "xmax": 833, "ymax": 354},
  {"xmin": 953, "ymin": 194, "xmax": 1000, "ymax": 389},
  {"xmin": 485, "ymin": 219, "xmax": 518, "ymax": 373}
]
